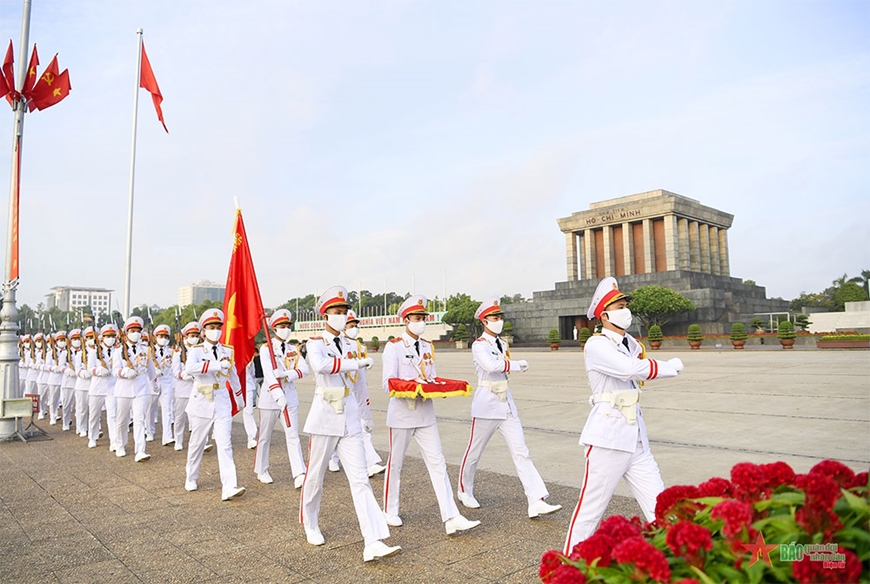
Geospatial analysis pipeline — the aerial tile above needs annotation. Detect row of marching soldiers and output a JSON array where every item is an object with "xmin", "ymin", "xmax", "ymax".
[{"xmin": 15, "ymin": 287, "xmax": 565, "ymax": 563}]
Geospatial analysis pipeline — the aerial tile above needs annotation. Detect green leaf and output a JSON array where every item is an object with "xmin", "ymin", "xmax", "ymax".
[
  {"xmin": 839, "ymin": 488, "xmax": 870, "ymax": 517},
  {"xmin": 688, "ymin": 566, "xmax": 719, "ymax": 584},
  {"xmin": 754, "ymin": 492, "xmax": 804, "ymax": 511}
]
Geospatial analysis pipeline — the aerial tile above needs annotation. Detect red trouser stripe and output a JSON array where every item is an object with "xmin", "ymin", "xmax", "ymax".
[
  {"xmin": 458, "ymin": 418, "xmax": 477, "ymax": 493},
  {"xmin": 382, "ymin": 428, "xmax": 394, "ymax": 512},
  {"xmin": 564, "ymin": 445, "xmax": 594, "ymax": 554}
]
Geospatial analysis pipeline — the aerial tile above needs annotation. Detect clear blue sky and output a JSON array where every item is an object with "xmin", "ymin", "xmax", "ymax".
[{"xmin": 1, "ymin": 0, "xmax": 867, "ymax": 310}]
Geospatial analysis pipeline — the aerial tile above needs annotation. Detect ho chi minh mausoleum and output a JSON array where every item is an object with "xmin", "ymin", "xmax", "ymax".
[{"xmin": 503, "ymin": 189, "xmax": 789, "ymax": 342}]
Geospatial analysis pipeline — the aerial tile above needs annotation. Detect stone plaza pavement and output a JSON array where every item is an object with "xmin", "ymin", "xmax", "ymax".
[{"xmin": 1, "ymin": 347, "xmax": 868, "ymax": 583}]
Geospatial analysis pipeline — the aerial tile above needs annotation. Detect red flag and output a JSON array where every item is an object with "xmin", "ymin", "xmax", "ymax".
[
  {"xmin": 2, "ymin": 40, "xmax": 16, "ymax": 104},
  {"xmin": 139, "ymin": 43, "xmax": 168, "ymax": 133},
  {"xmin": 221, "ymin": 209, "xmax": 266, "ymax": 415},
  {"xmin": 29, "ymin": 69, "xmax": 70, "ymax": 111},
  {"xmin": 27, "ymin": 54, "xmax": 62, "ymax": 111},
  {"xmin": 21, "ymin": 44, "xmax": 39, "ymax": 97}
]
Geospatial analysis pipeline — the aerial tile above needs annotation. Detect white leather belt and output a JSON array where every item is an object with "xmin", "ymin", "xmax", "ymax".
[
  {"xmin": 591, "ymin": 390, "xmax": 640, "ymax": 425},
  {"xmin": 316, "ymin": 386, "xmax": 349, "ymax": 413},
  {"xmin": 480, "ymin": 379, "xmax": 509, "ymax": 402}
]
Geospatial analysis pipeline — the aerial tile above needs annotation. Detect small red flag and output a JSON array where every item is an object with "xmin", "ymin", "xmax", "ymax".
[
  {"xmin": 27, "ymin": 54, "xmax": 70, "ymax": 112},
  {"xmin": 29, "ymin": 69, "xmax": 70, "ymax": 111},
  {"xmin": 221, "ymin": 209, "xmax": 266, "ymax": 415},
  {"xmin": 21, "ymin": 44, "xmax": 39, "ymax": 98},
  {"xmin": 2, "ymin": 40, "xmax": 16, "ymax": 104},
  {"xmin": 139, "ymin": 43, "xmax": 168, "ymax": 133}
]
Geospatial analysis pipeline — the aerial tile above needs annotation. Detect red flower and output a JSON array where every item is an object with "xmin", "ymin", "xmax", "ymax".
[
  {"xmin": 596, "ymin": 515, "xmax": 641, "ymax": 542},
  {"xmin": 546, "ymin": 564, "xmax": 587, "ymax": 584},
  {"xmin": 666, "ymin": 521, "xmax": 713, "ymax": 568},
  {"xmin": 711, "ymin": 499, "xmax": 754, "ymax": 539},
  {"xmin": 848, "ymin": 471, "xmax": 868, "ymax": 489},
  {"xmin": 795, "ymin": 505, "xmax": 842, "ymax": 540},
  {"xmin": 697, "ymin": 477, "xmax": 733, "ymax": 498},
  {"xmin": 792, "ymin": 548, "xmax": 861, "ymax": 583},
  {"xmin": 612, "ymin": 535, "xmax": 671, "ymax": 583},
  {"xmin": 730, "ymin": 462, "xmax": 770, "ymax": 502},
  {"xmin": 540, "ymin": 550, "xmax": 564, "ymax": 582},
  {"xmin": 795, "ymin": 473, "xmax": 840, "ymax": 511},
  {"xmin": 809, "ymin": 459, "xmax": 855, "ymax": 488},
  {"xmin": 759, "ymin": 461, "xmax": 796, "ymax": 488},
  {"xmin": 655, "ymin": 485, "xmax": 702, "ymax": 526},
  {"xmin": 569, "ymin": 533, "xmax": 614, "ymax": 567}
]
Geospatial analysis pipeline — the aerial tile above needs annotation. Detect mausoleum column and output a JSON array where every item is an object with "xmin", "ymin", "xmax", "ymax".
[
  {"xmin": 602, "ymin": 226, "xmax": 614, "ymax": 277},
  {"xmin": 642, "ymin": 219, "xmax": 654, "ymax": 274},
  {"xmin": 664, "ymin": 214, "xmax": 679, "ymax": 271},
  {"xmin": 622, "ymin": 222, "xmax": 633, "ymax": 275},
  {"xmin": 678, "ymin": 218, "xmax": 690, "ymax": 270},
  {"xmin": 699, "ymin": 224, "xmax": 711, "ymax": 273},
  {"xmin": 584, "ymin": 228, "xmax": 597, "ymax": 280},
  {"xmin": 709, "ymin": 226, "xmax": 721, "ymax": 275},
  {"xmin": 565, "ymin": 231, "xmax": 578, "ymax": 280},
  {"xmin": 718, "ymin": 229, "xmax": 730, "ymax": 276},
  {"xmin": 689, "ymin": 221, "xmax": 701, "ymax": 271}
]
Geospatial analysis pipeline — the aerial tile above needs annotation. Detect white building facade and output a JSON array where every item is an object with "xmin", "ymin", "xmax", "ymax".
[{"xmin": 45, "ymin": 286, "xmax": 113, "ymax": 318}]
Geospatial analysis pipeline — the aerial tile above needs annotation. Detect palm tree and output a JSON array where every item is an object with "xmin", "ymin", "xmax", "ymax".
[{"xmin": 848, "ymin": 269, "xmax": 870, "ymax": 296}]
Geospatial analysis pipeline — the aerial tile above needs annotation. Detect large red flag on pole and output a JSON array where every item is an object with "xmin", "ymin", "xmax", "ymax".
[
  {"xmin": 139, "ymin": 43, "xmax": 168, "ymax": 132},
  {"xmin": 221, "ymin": 208, "xmax": 266, "ymax": 415}
]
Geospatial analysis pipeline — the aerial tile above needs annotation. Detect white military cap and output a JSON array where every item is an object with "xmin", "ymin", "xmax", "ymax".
[
  {"xmin": 153, "ymin": 324, "xmax": 171, "ymax": 336},
  {"xmin": 181, "ymin": 321, "xmax": 200, "ymax": 335},
  {"xmin": 199, "ymin": 308, "xmax": 224, "ymax": 328},
  {"xmin": 68, "ymin": 329, "xmax": 82, "ymax": 339},
  {"xmin": 54, "ymin": 330, "xmax": 67, "ymax": 339},
  {"xmin": 475, "ymin": 296, "xmax": 504, "ymax": 321},
  {"xmin": 316, "ymin": 286, "xmax": 349, "ymax": 315},
  {"xmin": 83, "ymin": 326, "xmax": 95, "ymax": 338},
  {"xmin": 587, "ymin": 277, "xmax": 632, "ymax": 320},
  {"xmin": 269, "ymin": 309, "xmax": 292, "ymax": 328},
  {"xmin": 124, "ymin": 316, "xmax": 144, "ymax": 331},
  {"xmin": 346, "ymin": 309, "xmax": 359, "ymax": 324},
  {"xmin": 100, "ymin": 324, "xmax": 119, "ymax": 336},
  {"xmin": 399, "ymin": 294, "xmax": 428, "ymax": 319}
]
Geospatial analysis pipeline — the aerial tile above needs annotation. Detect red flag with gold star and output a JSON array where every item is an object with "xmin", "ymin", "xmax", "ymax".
[
  {"xmin": 27, "ymin": 54, "xmax": 72, "ymax": 112},
  {"xmin": 220, "ymin": 208, "xmax": 266, "ymax": 415},
  {"xmin": 21, "ymin": 44, "xmax": 39, "ymax": 97}
]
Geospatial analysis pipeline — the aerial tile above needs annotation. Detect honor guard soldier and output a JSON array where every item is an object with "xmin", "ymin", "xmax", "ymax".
[
  {"xmin": 59, "ymin": 331, "xmax": 77, "ymax": 431},
  {"xmin": 35, "ymin": 332, "xmax": 50, "ymax": 419},
  {"xmin": 47, "ymin": 331, "xmax": 66, "ymax": 425},
  {"xmin": 19, "ymin": 335, "xmax": 32, "ymax": 396},
  {"xmin": 381, "ymin": 295, "xmax": 480, "ymax": 535},
  {"xmin": 458, "ymin": 297, "xmax": 562, "ymax": 519},
  {"xmin": 300, "ymin": 286, "xmax": 400, "ymax": 562},
  {"xmin": 113, "ymin": 317, "xmax": 157, "ymax": 462},
  {"xmin": 182, "ymin": 309, "xmax": 246, "ymax": 501},
  {"xmin": 87, "ymin": 325, "xmax": 119, "ymax": 449},
  {"xmin": 151, "ymin": 324, "xmax": 175, "ymax": 446},
  {"xmin": 171, "ymin": 322, "xmax": 199, "ymax": 451},
  {"xmin": 242, "ymin": 359, "xmax": 259, "ymax": 450},
  {"xmin": 71, "ymin": 328, "xmax": 92, "ymax": 438},
  {"xmin": 255, "ymin": 309, "xmax": 308, "ymax": 487},
  {"xmin": 564, "ymin": 277, "xmax": 685, "ymax": 553},
  {"xmin": 24, "ymin": 333, "xmax": 41, "ymax": 415}
]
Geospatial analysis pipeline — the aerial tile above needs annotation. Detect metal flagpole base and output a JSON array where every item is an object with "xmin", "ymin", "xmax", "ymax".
[{"xmin": 0, "ymin": 280, "xmax": 22, "ymax": 440}]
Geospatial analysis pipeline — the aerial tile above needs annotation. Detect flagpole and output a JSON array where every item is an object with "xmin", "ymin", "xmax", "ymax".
[
  {"xmin": 122, "ymin": 28, "xmax": 143, "ymax": 320},
  {"xmin": 0, "ymin": 0, "xmax": 32, "ymax": 440}
]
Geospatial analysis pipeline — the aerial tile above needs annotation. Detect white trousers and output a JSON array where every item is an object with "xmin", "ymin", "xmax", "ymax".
[
  {"xmin": 243, "ymin": 385, "xmax": 258, "ymax": 442},
  {"xmin": 61, "ymin": 386, "xmax": 75, "ymax": 429},
  {"xmin": 384, "ymin": 425, "xmax": 459, "ymax": 522},
  {"xmin": 153, "ymin": 389, "xmax": 174, "ymax": 443},
  {"xmin": 458, "ymin": 415, "xmax": 548, "ymax": 503},
  {"xmin": 186, "ymin": 413, "xmax": 238, "ymax": 490},
  {"xmin": 37, "ymin": 382, "xmax": 49, "ymax": 414},
  {"xmin": 330, "ymin": 427, "xmax": 381, "ymax": 468},
  {"xmin": 563, "ymin": 441, "xmax": 664, "ymax": 554},
  {"xmin": 173, "ymin": 396, "xmax": 189, "ymax": 447},
  {"xmin": 300, "ymin": 432, "xmax": 389, "ymax": 545},
  {"xmin": 106, "ymin": 395, "xmax": 118, "ymax": 450},
  {"xmin": 47, "ymin": 384, "xmax": 61, "ymax": 421},
  {"xmin": 87, "ymin": 395, "xmax": 105, "ymax": 442},
  {"xmin": 146, "ymin": 393, "xmax": 158, "ymax": 438},
  {"xmin": 74, "ymin": 390, "xmax": 89, "ymax": 435},
  {"xmin": 254, "ymin": 407, "xmax": 306, "ymax": 479},
  {"xmin": 115, "ymin": 395, "xmax": 149, "ymax": 455}
]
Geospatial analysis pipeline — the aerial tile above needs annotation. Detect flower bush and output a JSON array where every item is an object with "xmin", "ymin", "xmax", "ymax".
[
  {"xmin": 540, "ymin": 459, "xmax": 869, "ymax": 583},
  {"xmin": 819, "ymin": 334, "xmax": 870, "ymax": 342}
]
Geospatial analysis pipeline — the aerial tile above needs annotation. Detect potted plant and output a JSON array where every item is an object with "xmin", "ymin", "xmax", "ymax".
[
  {"xmin": 502, "ymin": 320, "xmax": 514, "ymax": 344},
  {"xmin": 577, "ymin": 327, "xmax": 592, "ymax": 349},
  {"xmin": 686, "ymin": 324, "xmax": 703, "ymax": 350},
  {"xmin": 777, "ymin": 320, "xmax": 796, "ymax": 349},
  {"xmin": 454, "ymin": 324, "xmax": 469, "ymax": 350},
  {"xmin": 647, "ymin": 325, "xmax": 663, "ymax": 350},
  {"xmin": 729, "ymin": 322, "xmax": 747, "ymax": 349},
  {"xmin": 751, "ymin": 317, "xmax": 766, "ymax": 334},
  {"xmin": 369, "ymin": 336, "xmax": 380, "ymax": 352},
  {"xmin": 548, "ymin": 329, "xmax": 561, "ymax": 351}
]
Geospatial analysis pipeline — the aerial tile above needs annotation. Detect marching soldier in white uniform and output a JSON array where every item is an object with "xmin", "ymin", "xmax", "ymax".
[
  {"xmin": 171, "ymin": 322, "xmax": 199, "ymax": 451},
  {"xmin": 87, "ymin": 325, "xmax": 118, "ymax": 449},
  {"xmin": 300, "ymin": 286, "xmax": 400, "ymax": 562},
  {"xmin": 182, "ymin": 309, "xmax": 246, "ymax": 501},
  {"xmin": 35, "ymin": 332, "xmax": 50, "ymax": 419},
  {"xmin": 19, "ymin": 335, "xmax": 32, "ymax": 397},
  {"xmin": 457, "ymin": 297, "xmax": 562, "ymax": 519},
  {"xmin": 255, "ymin": 309, "xmax": 308, "ymax": 488},
  {"xmin": 564, "ymin": 277, "xmax": 685, "ymax": 553},
  {"xmin": 381, "ymin": 295, "xmax": 480, "ymax": 535},
  {"xmin": 59, "ymin": 331, "xmax": 78, "ymax": 431},
  {"xmin": 71, "ymin": 328, "xmax": 92, "ymax": 438},
  {"xmin": 47, "ymin": 331, "xmax": 66, "ymax": 425},
  {"xmin": 112, "ymin": 317, "xmax": 157, "ymax": 462},
  {"xmin": 151, "ymin": 324, "xmax": 175, "ymax": 446},
  {"xmin": 24, "ymin": 333, "xmax": 41, "ymax": 413}
]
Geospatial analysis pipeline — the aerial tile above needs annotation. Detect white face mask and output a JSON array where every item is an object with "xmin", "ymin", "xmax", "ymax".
[
  {"xmin": 86, "ymin": 339, "xmax": 95, "ymax": 348},
  {"xmin": 204, "ymin": 329, "xmax": 222, "ymax": 343},
  {"xmin": 484, "ymin": 319, "xmax": 504, "ymax": 335},
  {"xmin": 71, "ymin": 339, "xmax": 82, "ymax": 348},
  {"xmin": 57, "ymin": 340, "xmax": 67, "ymax": 348},
  {"xmin": 35, "ymin": 341, "xmax": 43, "ymax": 348},
  {"xmin": 344, "ymin": 326, "xmax": 359, "ymax": 340},
  {"xmin": 604, "ymin": 307, "xmax": 633, "ymax": 331},
  {"xmin": 156, "ymin": 337, "xmax": 170, "ymax": 347},
  {"xmin": 407, "ymin": 320, "xmax": 426, "ymax": 337},
  {"xmin": 275, "ymin": 327, "xmax": 292, "ymax": 341},
  {"xmin": 186, "ymin": 335, "xmax": 199, "ymax": 346},
  {"xmin": 126, "ymin": 331, "xmax": 141, "ymax": 343},
  {"xmin": 326, "ymin": 313, "xmax": 347, "ymax": 332},
  {"xmin": 102, "ymin": 337, "xmax": 116, "ymax": 347}
]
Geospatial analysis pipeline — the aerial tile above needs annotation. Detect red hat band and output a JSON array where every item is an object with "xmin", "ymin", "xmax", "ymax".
[{"xmin": 594, "ymin": 289, "xmax": 625, "ymax": 320}]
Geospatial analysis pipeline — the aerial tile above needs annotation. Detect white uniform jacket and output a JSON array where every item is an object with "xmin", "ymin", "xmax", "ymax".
[
  {"xmin": 471, "ymin": 333, "xmax": 524, "ymax": 420},
  {"xmin": 183, "ymin": 342, "xmax": 243, "ymax": 419},
  {"xmin": 48, "ymin": 349, "xmax": 65, "ymax": 386},
  {"xmin": 26, "ymin": 351, "xmax": 40, "ymax": 383},
  {"xmin": 302, "ymin": 332, "xmax": 362, "ymax": 437},
  {"xmin": 259, "ymin": 339, "xmax": 308, "ymax": 410},
  {"xmin": 113, "ymin": 342, "xmax": 158, "ymax": 399},
  {"xmin": 381, "ymin": 333, "xmax": 437, "ymax": 429},
  {"xmin": 172, "ymin": 347, "xmax": 194, "ymax": 399},
  {"xmin": 87, "ymin": 346, "xmax": 116, "ymax": 397},
  {"xmin": 72, "ymin": 348, "xmax": 90, "ymax": 392},
  {"xmin": 579, "ymin": 329, "xmax": 680, "ymax": 453},
  {"xmin": 345, "ymin": 338, "xmax": 373, "ymax": 425},
  {"xmin": 153, "ymin": 345, "xmax": 174, "ymax": 394}
]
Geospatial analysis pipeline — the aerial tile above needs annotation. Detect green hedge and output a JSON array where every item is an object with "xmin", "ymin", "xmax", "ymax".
[{"xmin": 819, "ymin": 334, "xmax": 870, "ymax": 341}]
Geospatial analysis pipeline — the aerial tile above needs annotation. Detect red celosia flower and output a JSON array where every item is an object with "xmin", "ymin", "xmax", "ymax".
[
  {"xmin": 612, "ymin": 535, "xmax": 672, "ymax": 583},
  {"xmin": 655, "ymin": 485, "xmax": 702, "ymax": 526},
  {"xmin": 848, "ymin": 471, "xmax": 868, "ymax": 489},
  {"xmin": 697, "ymin": 477, "xmax": 733, "ymax": 498},
  {"xmin": 596, "ymin": 515, "xmax": 641, "ymax": 543},
  {"xmin": 665, "ymin": 521, "xmax": 713, "ymax": 568},
  {"xmin": 759, "ymin": 461, "xmax": 796, "ymax": 488},
  {"xmin": 792, "ymin": 548, "xmax": 861, "ymax": 583},
  {"xmin": 540, "ymin": 550, "xmax": 564, "ymax": 583},
  {"xmin": 711, "ymin": 499, "xmax": 754, "ymax": 539},
  {"xmin": 795, "ymin": 505, "xmax": 842, "ymax": 540},
  {"xmin": 731, "ymin": 462, "xmax": 770, "ymax": 502},
  {"xmin": 795, "ymin": 473, "xmax": 840, "ymax": 511},
  {"xmin": 569, "ymin": 533, "xmax": 614, "ymax": 567},
  {"xmin": 547, "ymin": 564, "xmax": 587, "ymax": 584},
  {"xmin": 809, "ymin": 459, "xmax": 855, "ymax": 488}
]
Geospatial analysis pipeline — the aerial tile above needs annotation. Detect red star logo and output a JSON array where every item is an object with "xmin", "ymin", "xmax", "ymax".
[{"xmin": 741, "ymin": 532, "xmax": 778, "ymax": 567}]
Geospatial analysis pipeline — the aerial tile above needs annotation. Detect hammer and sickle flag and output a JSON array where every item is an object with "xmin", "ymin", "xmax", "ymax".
[
  {"xmin": 220, "ymin": 208, "xmax": 266, "ymax": 415},
  {"xmin": 28, "ymin": 54, "xmax": 72, "ymax": 112}
]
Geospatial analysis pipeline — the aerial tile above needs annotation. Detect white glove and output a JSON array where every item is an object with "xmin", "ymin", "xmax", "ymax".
[
  {"xmin": 270, "ymin": 388, "xmax": 288, "ymax": 410},
  {"xmin": 363, "ymin": 419, "xmax": 374, "ymax": 433},
  {"xmin": 516, "ymin": 359, "xmax": 529, "ymax": 372},
  {"xmin": 273, "ymin": 368, "xmax": 291, "ymax": 379},
  {"xmin": 218, "ymin": 359, "xmax": 231, "ymax": 373},
  {"xmin": 181, "ymin": 371, "xmax": 193, "ymax": 381},
  {"xmin": 122, "ymin": 367, "xmax": 138, "ymax": 380},
  {"xmin": 78, "ymin": 369, "xmax": 93, "ymax": 380},
  {"xmin": 357, "ymin": 357, "xmax": 374, "ymax": 370},
  {"xmin": 668, "ymin": 358, "xmax": 685, "ymax": 373},
  {"xmin": 97, "ymin": 366, "xmax": 110, "ymax": 377},
  {"xmin": 65, "ymin": 368, "xmax": 75, "ymax": 376}
]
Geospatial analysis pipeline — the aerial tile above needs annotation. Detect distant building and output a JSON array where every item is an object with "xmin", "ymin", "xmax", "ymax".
[
  {"xmin": 178, "ymin": 280, "xmax": 225, "ymax": 308},
  {"xmin": 46, "ymin": 286, "xmax": 113, "ymax": 318}
]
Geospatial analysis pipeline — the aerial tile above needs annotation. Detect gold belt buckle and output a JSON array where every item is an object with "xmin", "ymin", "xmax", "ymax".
[{"xmin": 212, "ymin": 383, "xmax": 220, "ymax": 390}]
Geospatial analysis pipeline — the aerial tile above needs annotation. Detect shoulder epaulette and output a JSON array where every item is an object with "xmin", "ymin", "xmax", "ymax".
[
  {"xmin": 475, "ymin": 337, "xmax": 485, "ymax": 342},
  {"xmin": 389, "ymin": 337, "xmax": 403, "ymax": 343},
  {"xmin": 309, "ymin": 336, "xmax": 323, "ymax": 341},
  {"xmin": 191, "ymin": 343, "xmax": 204, "ymax": 348},
  {"xmin": 220, "ymin": 343, "xmax": 234, "ymax": 351}
]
